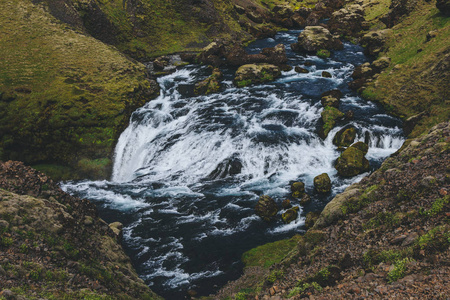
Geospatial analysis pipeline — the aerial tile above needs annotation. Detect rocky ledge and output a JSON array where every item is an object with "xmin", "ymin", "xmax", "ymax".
[{"xmin": 0, "ymin": 161, "xmax": 161, "ymax": 299}]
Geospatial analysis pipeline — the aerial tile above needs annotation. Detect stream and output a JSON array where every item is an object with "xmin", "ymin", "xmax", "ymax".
[{"xmin": 61, "ymin": 30, "xmax": 404, "ymax": 299}]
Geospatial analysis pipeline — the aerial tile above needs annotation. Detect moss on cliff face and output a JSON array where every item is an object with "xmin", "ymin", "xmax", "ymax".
[
  {"xmin": 0, "ymin": 0, "xmax": 159, "ymax": 180},
  {"xmin": 361, "ymin": 0, "xmax": 450, "ymax": 137}
]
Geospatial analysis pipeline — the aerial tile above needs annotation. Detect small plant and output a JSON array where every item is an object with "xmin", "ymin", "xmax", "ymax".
[
  {"xmin": 234, "ymin": 291, "xmax": 248, "ymax": 300},
  {"xmin": 387, "ymin": 257, "xmax": 414, "ymax": 283},
  {"xmin": 267, "ymin": 270, "xmax": 284, "ymax": 283},
  {"xmin": 19, "ymin": 243, "xmax": 29, "ymax": 254},
  {"xmin": 0, "ymin": 236, "xmax": 13, "ymax": 247}
]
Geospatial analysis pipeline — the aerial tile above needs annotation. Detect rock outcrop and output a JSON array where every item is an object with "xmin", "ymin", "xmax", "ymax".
[
  {"xmin": 234, "ymin": 64, "xmax": 281, "ymax": 87},
  {"xmin": 291, "ymin": 26, "xmax": 343, "ymax": 53},
  {"xmin": 0, "ymin": 161, "xmax": 161, "ymax": 299}
]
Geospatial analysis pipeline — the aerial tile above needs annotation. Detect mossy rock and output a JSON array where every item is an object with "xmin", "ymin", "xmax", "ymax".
[
  {"xmin": 305, "ymin": 211, "xmax": 321, "ymax": 229},
  {"xmin": 333, "ymin": 127, "xmax": 357, "ymax": 148},
  {"xmin": 194, "ymin": 68, "xmax": 223, "ymax": 95},
  {"xmin": 317, "ymin": 49, "xmax": 331, "ymax": 58},
  {"xmin": 300, "ymin": 193, "xmax": 311, "ymax": 205},
  {"xmin": 291, "ymin": 181, "xmax": 305, "ymax": 198},
  {"xmin": 335, "ymin": 146, "xmax": 370, "ymax": 177},
  {"xmin": 314, "ymin": 173, "xmax": 332, "ymax": 193},
  {"xmin": 255, "ymin": 195, "xmax": 279, "ymax": 222},
  {"xmin": 320, "ymin": 107, "xmax": 345, "ymax": 138},
  {"xmin": 234, "ymin": 64, "xmax": 281, "ymax": 87},
  {"xmin": 321, "ymin": 95, "xmax": 340, "ymax": 108},
  {"xmin": 350, "ymin": 141, "xmax": 369, "ymax": 155},
  {"xmin": 282, "ymin": 206, "xmax": 299, "ymax": 224}
]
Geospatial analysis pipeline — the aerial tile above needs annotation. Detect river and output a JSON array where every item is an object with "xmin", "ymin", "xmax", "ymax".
[{"xmin": 61, "ymin": 30, "xmax": 404, "ymax": 299}]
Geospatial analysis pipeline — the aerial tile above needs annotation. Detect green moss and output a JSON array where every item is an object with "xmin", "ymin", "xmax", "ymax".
[
  {"xmin": 341, "ymin": 185, "xmax": 379, "ymax": 215},
  {"xmin": 242, "ymin": 235, "xmax": 303, "ymax": 268},
  {"xmin": 363, "ymin": 212, "xmax": 401, "ymax": 230},
  {"xmin": 267, "ymin": 270, "xmax": 284, "ymax": 283},
  {"xmin": 316, "ymin": 49, "xmax": 331, "ymax": 58},
  {"xmin": 387, "ymin": 257, "xmax": 414, "ymax": 283},
  {"xmin": 236, "ymin": 79, "xmax": 253, "ymax": 87}
]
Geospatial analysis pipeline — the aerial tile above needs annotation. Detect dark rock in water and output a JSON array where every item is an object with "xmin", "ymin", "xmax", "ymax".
[
  {"xmin": 208, "ymin": 155, "xmax": 243, "ymax": 179},
  {"xmin": 282, "ymin": 206, "xmax": 299, "ymax": 224},
  {"xmin": 153, "ymin": 56, "xmax": 170, "ymax": 70},
  {"xmin": 234, "ymin": 64, "xmax": 281, "ymax": 87},
  {"xmin": 300, "ymin": 193, "xmax": 311, "ymax": 205},
  {"xmin": 314, "ymin": 173, "xmax": 332, "ymax": 193},
  {"xmin": 295, "ymin": 66, "xmax": 309, "ymax": 73},
  {"xmin": 321, "ymin": 95, "xmax": 339, "ymax": 108},
  {"xmin": 437, "ymin": 0, "xmax": 450, "ymax": 15},
  {"xmin": 333, "ymin": 126, "xmax": 357, "ymax": 148},
  {"xmin": 305, "ymin": 211, "xmax": 321, "ymax": 229},
  {"xmin": 194, "ymin": 67, "xmax": 223, "ymax": 95},
  {"xmin": 282, "ymin": 199, "xmax": 292, "ymax": 209},
  {"xmin": 291, "ymin": 181, "xmax": 305, "ymax": 198},
  {"xmin": 345, "ymin": 110, "xmax": 354, "ymax": 120},
  {"xmin": 255, "ymin": 195, "xmax": 279, "ymax": 222},
  {"xmin": 226, "ymin": 44, "xmax": 287, "ymax": 67},
  {"xmin": 291, "ymin": 26, "xmax": 343, "ymax": 53},
  {"xmin": 321, "ymin": 89, "xmax": 343, "ymax": 100},
  {"xmin": 335, "ymin": 144, "xmax": 370, "ymax": 177},
  {"xmin": 322, "ymin": 71, "xmax": 332, "ymax": 78},
  {"xmin": 351, "ymin": 141, "xmax": 369, "ymax": 155}
]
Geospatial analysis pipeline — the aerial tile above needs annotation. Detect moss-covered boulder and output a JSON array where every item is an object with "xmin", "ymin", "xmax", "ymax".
[
  {"xmin": 255, "ymin": 195, "xmax": 279, "ymax": 222},
  {"xmin": 234, "ymin": 64, "xmax": 281, "ymax": 87},
  {"xmin": 295, "ymin": 66, "xmax": 310, "ymax": 73},
  {"xmin": 321, "ymin": 95, "xmax": 340, "ymax": 108},
  {"xmin": 282, "ymin": 199, "xmax": 292, "ymax": 209},
  {"xmin": 291, "ymin": 26, "xmax": 343, "ymax": 53},
  {"xmin": 314, "ymin": 173, "xmax": 332, "ymax": 193},
  {"xmin": 282, "ymin": 206, "xmax": 300, "ymax": 224},
  {"xmin": 320, "ymin": 107, "xmax": 345, "ymax": 138},
  {"xmin": 333, "ymin": 127, "xmax": 357, "ymax": 148},
  {"xmin": 351, "ymin": 141, "xmax": 369, "ymax": 155},
  {"xmin": 194, "ymin": 68, "xmax": 223, "ymax": 95},
  {"xmin": 305, "ymin": 211, "xmax": 321, "ymax": 229},
  {"xmin": 335, "ymin": 144, "xmax": 370, "ymax": 177},
  {"xmin": 291, "ymin": 181, "xmax": 305, "ymax": 198}
]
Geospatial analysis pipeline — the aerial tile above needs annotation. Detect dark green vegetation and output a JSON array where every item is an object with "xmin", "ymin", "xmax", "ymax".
[{"xmin": 0, "ymin": 161, "xmax": 162, "ymax": 299}]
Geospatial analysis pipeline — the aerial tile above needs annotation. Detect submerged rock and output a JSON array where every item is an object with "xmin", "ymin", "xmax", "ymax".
[
  {"xmin": 255, "ymin": 195, "xmax": 279, "ymax": 222},
  {"xmin": 291, "ymin": 26, "xmax": 343, "ymax": 53},
  {"xmin": 282, "ymin": 206, "xmax": 299, "ymax": 224},
  {"xmin": 314, "ymin": 173, "xmax": 332, "ymax": 193},
  {"xmin": 234, "ymin": 63, "xmax": 281, "ymax": 87},
  {"xmin": 291, "ymin": 181, "xmax": 305, "ymax": 198},
  {"xmin": 295, "ymin": 66, "xmax": 309, "ymax": 73},
  {"xmin": 335, "ymin": 142, "xmax": 370, "ymax": 177}
]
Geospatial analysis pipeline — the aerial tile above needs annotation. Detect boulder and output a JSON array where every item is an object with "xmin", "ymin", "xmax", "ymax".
[
  {"xmin": 197, "ymin": 42, "xmax": 226, "ymax": 66},
  {"xmin": 314, "ymin": 173, "xmax": 332, "ymax": 193},
  {"xmin": 208, "ymin": 155, "xmax": 243, "ymax": 179},
  {"xmin": 194, "ymin": 68, "xmax": 223, "ymax": 95},
  {"xmin": 320, "ymin": 107, "xmax": 345, "ymax": 138},
  {"xmin": 295, "ymin": 66, "xmax": 309, "ymax": 73},
  {"xmin": 437, "ymin": 0, "xmax": 450, "ymax": 15},
  {"xmin": 291, "ymin": 26, "xmax": 343, "ymax": 53},
  {"xmin": 361, "ymin": 30, "xmax": 392, "ymax": 56},
  {"xmin": 321, "ymin": 95, "xmax": 339, "ymax": 108},
  {"xmin": 321, "ymin": 89, "xmax": 343, "ymax": 100},
  {"xmin": 352, "ymin": 62, "xmax": 374, "ymax": 80},
  {"xmin": 351, "ymin": 141, "xmax": 369, "ymax": 155},
  {"xmin": 322, "ymin": 71, "xmax": 332, "ymax": 78},
  {"xmin": 247, "ymin": 11, "xmax": 264, "ymax": 24},
  {"xmin": 305, "ymin": 211, "xmax": 321, "ymax": 229},
  {"xmin": 255, "ymin": 195, "xmax": 279, "ymax": 222},
  {"xmin": 382, "ymin": 0, "xmax": 419, "ymax": 27},
  {"xmin": 291, "ymin": 181, "xmax": 305, "ymax": 198},
  {"xmin": 226, "ymin": 44, "xmax": 287, "ymax": 67},
  {"xmin": 300, "ymin": 194, "xmax": 312, "ymax": 205},
  {"xmin": 291, "ymin": 14, "xmax": 306, "ymax": 28},
  {"xmin": 234, "ymin": 64, "xmax": 281, "ymax": 87},
  {"xmin": 282, "ymin": 206, "xmax": 300, "ymax": 224},
  {"xmin": 282, "ymin": 199, "xmax": 292, "ymax": 209},
  {"xmin": 333, "ymin": 126, "xmax": 357, "ymax": 148},
  {"xmin": 327, "ymin": 5, "xmax": 366, "ymax": 37},
  {"xmin": 335, "ymin": 144, "xmax": 370, "ymax": 177},
  {"xmin": 371, "ymin": 57, "xmax": 391, "ymax": 72}
]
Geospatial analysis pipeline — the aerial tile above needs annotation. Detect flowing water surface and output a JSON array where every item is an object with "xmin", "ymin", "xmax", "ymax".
[{"xmin": 61, "ymin": 31, "xmax": 404, "ymax": 299}]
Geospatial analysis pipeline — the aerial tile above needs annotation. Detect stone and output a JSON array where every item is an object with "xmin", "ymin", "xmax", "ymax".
[
  {"xmin": 314, "ymin": 173, "xmax": 332, "ymax": 193},
  {"xmin": 300, "ymin": 194, "xmax": 311, "ymax": 205},
  {"xmin": 194, "ymin": 68, "xmax": 222, "ymax": 95},
  {"xmin": 109, "ymin": 222, "xmax": 124, "ymax": 243},
  {"xmin": 291, "ymin": 26, "xmax": 343, "ymax": 53},
  {"xmin": 321, "ymin": 95, "xmax": 339, "ymax": 108},
  {"xmin": 322, "ymin": 71, "xmax": 332, "ymax": 78},
  {"xmin": 305, "ymin": 211, "xmax": 320, "ymax": 229},
  {"xmin": 282, "ymin": 206, "xmax": 299, "ymax": 223},
  {"xmin": 335, "ymin": 145, "xmax": 370, "ymax": 177},
  {"xmin": 255, "ymin": 195, "xmax": 279, "ymax": 222},
  {"xmin": 327, "ymin": 5, "xmax": 365, "ymax": 37},
  {"xmin": 295, "ymin": 66, "xmax": 309, "ymax": 73},
  {"xmin": 333, "ymin": 126, "xmax": 357, "ymax": 148},
  {"xmin": 234, "ymin": 64, "xmax": 281, "ymax": 87},
  {"xmin": 320, "ymin": 107, "xmax": 345, "ymax": 138},
  {"xmin": 321, "ymin": 89, "xmax": 343, "ymax": 100},
  {"xmin": 291, "ymin": 181, "xmax": 305, "ymax": 198},
  {"xmin": 350, "ymin": 141, "xmax": 369, "ymax": 155},
  {"xmin": 282, "ymin": 199, "xmax": 292, "ymax": 209},
  {"xmin": 401, "ymin": 232, "xmax": 418, "ymax": 246},
  {"xmin": 372, "ymin": 57, "xmax": 391, "ymax": 72},
  {"xmin": 361, "ymin": 30, "xmax": 392, "ymax": 56}
]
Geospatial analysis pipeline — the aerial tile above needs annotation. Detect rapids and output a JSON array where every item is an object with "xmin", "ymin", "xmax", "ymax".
[{"xmin": 61, "ymin": 30, "xmax": 404, "ymax": 299}]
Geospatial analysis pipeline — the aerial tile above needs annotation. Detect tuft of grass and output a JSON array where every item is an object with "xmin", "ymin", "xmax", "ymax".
[{"xmin": 387, "ymin": 257, "xmax": 414, "ymax": 283}]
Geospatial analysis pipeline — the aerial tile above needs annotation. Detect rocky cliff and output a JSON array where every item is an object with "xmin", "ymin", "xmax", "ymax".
[{"xmin": 0, "ymin": 161, "xmax": 162, "ymax": 299}]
